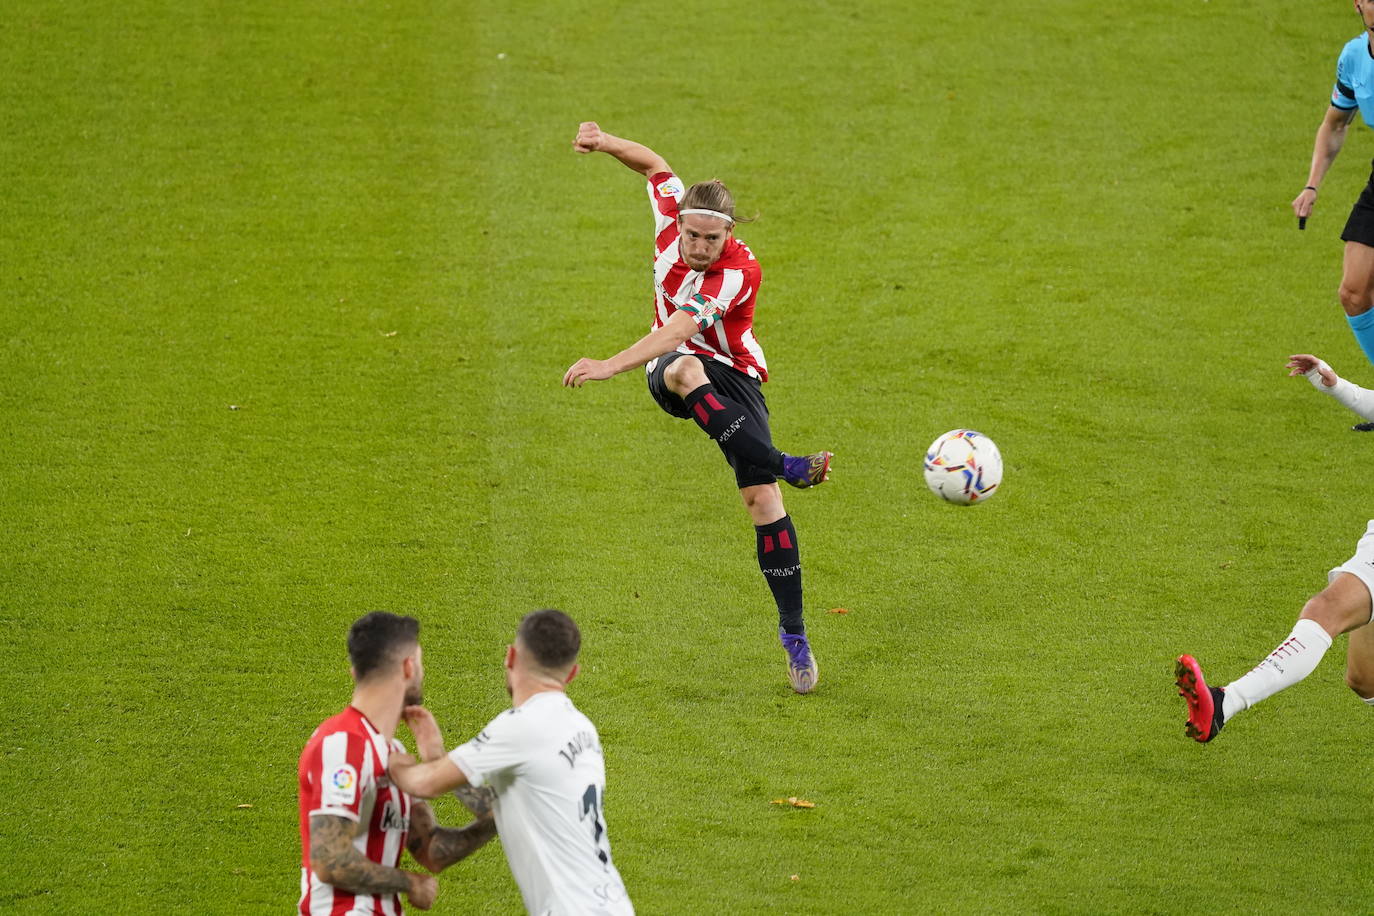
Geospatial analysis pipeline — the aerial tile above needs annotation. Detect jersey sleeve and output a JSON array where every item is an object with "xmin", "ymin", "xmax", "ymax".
[
  {"xmin": 1333, "ymin": 43, "xmax": 1359, "ymax": 110},
  {"xmin": 305, "ymin": 730, "xmax": 374, "ymax": 822},
  {"xmin": 447, "ymin": 710, "xmax": 530, "ymax": 789},
  {"xmin": 647, "ymin": 170, "xmax": 684, "ymax": 235},
  {"xmin": 677, "ymin": 268, "xmax": 753, "ymax": 332}
]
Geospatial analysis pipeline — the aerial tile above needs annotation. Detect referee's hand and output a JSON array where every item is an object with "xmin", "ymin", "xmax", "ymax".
[{"xmin": 1293, "ymin": 186, "xmax": 1317, "ymax": 229}]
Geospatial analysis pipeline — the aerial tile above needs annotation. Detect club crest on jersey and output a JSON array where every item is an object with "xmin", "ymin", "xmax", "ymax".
[
  {"xmin": 689, "ymin": 294, "xmax": 722, "ymax": 322},
  {"xmin": 323, "ymin": 764, "xmax": 358, "ymax": 805},
  {"xmin": 656, "ymin": 176, "xmax": 683, "ymax": 198}
]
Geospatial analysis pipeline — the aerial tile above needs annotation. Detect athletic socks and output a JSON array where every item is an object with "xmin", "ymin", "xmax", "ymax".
[
  {"xmin": 756, "ymin": 515, "xmax": 804, "ymax": 635},
  {"xmin": 1348, "ymin": 309, "xmax": 1374, "ymax": 366},
  {"xmin": 683, "ymin": 384, "xmax": 784, "ymax": 473},
  {"xmin": 1222, "ymin": 618, "xmax": 1334, "ymax": 720}
]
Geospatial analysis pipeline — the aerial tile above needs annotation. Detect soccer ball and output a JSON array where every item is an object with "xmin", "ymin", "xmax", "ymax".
[{"xmin": 923, "ymin": 429, "xmax": 1002, "ymax": 505}]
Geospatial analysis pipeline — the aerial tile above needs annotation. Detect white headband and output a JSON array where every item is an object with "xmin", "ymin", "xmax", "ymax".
[{"xmin": 679, "ymin": 208, "xmax": 734, "ymax": 225}]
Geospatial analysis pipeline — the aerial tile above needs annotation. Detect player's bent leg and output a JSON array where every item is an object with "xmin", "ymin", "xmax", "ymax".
[{"xmin": 662, "ymin": 355, "xmax": 710, "ymax": 397}]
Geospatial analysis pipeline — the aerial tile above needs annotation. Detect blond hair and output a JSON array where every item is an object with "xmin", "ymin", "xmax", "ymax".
[{"xmin": 679, "ymin": 179, "xmax": 755, "ymax": 224}]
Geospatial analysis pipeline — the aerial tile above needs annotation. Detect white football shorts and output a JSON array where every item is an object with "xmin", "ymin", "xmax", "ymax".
[{"xmin": 1328, "ymin": 519, "xmax": 1374, "ymax": 625}]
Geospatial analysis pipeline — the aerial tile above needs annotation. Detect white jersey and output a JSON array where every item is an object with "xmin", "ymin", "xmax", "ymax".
[{"xmin": 449, "ymin": 691, "xmax": 632, "ymax": 916}]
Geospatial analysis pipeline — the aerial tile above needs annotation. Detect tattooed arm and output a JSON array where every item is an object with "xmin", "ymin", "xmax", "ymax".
[
  {"xmin": 310, "ymin": 814, "xmax": 438, "ymax": 909},
  {"xmin": 405, "ymin": 800, "xmax": 498, "ymax": 873},
  {"xmin": 452, "ymin": 783, "xmax": 497, "ymax": 818}
]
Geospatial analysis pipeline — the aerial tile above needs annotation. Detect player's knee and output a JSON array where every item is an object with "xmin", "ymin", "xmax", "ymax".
[
  {"xmin": 741, "ymin": 484, "xmax": 784, "ymax": 523},
  {"xmin": 1344, "ymin": 667, "xmax": 1374, "ymax": 700},
  {"xmin": 1299, "ymin": 592, "xmax": 1341, "ymax": 629},
  {"xmin": 1338, "ymin": 281, "xmax": 1374, "ymax": 317},
  {"xmin": 663, "ymin": 358, "xmax": 705, "ymax": 396}
]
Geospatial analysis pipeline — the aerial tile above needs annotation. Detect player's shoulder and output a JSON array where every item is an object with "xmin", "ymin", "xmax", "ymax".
[
  {"xmin": 651, "ymin": 171, "xmax": 684, "ymax": 198},
  {"xmin": 303, "ymin": 709, "xmax": 367, "ymax": 753},
  {"xmin": 1339, "ymin": 34, "xmax": 1370, "ymax": 63}
]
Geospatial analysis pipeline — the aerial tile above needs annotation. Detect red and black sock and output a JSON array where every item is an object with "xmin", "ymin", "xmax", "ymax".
[
  {"xmin": 683, "ymin": 384, "xmax": 784, "ymax": 474},
  {"xmin": 756, "ymin": 515, "xmax": 804, "ymax": 635}
]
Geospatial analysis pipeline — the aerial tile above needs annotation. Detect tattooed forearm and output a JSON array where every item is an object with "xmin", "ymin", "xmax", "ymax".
[
  {"xmin": 452, "ymin": 784, "xmax": 496, "ymax": 818},
  {"xmin": 310, "ymin": 815, "xmax": 410, "ymax": 895},
  {"xmin": 425, "ymin": 817, "xmax": 498, "ymax": 872},
  {"xmin": 407, "ymin": 800, "xmax": 496, "ymax": 873}
]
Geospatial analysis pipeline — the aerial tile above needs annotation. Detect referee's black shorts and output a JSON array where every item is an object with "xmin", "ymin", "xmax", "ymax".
[
  {"xmin": 1342, "ymin": 159, "xmax": 1374, "ymax": 247},
  {"xmin": 646, "ymin": 352, "xmax": 777, "ymax": 489}
]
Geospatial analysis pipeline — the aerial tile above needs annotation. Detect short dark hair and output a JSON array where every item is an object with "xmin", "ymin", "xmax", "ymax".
[
  {"xmin": 347, "ymin": 612, "xmax": 420, "ymax": 682},
  {"xmin": 516, "ymin": 609, "xmax": 580, "ymax": 671}
]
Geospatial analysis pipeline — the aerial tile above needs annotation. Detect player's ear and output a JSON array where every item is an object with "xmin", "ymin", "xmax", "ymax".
[
  {"xmin": 564, "ymin": 663, "xmax": 579, "ymax": 685},
  {"xmin": 505, "ymin": 644, "xmax": 516, "ymax": 670}
]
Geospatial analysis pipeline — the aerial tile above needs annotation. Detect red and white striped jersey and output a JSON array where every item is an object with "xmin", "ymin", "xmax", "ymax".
[
  {"xmin": 298, "ymin": 707, "xmax": 412, "ymax": 916},
  {"xmin": 646, "ymin": 171, "xmax": 768, "ymax": 381}
]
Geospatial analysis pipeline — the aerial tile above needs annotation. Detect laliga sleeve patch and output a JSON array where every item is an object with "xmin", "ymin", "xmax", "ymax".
[
  {"xmin": 321, "ymin": 763, "xmax": 359, "ymax": 807},
  {"xmin": 656, "ymin": 176, "xmax": 684, "ymax": 199}
]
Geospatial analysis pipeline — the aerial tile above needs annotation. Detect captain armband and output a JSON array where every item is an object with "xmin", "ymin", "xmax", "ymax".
[{"xmin": 679, "ymin": 293, "xmax": 725, "ymax": 331}]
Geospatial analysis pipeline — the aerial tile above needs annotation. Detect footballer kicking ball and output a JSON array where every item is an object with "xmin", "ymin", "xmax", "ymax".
[{"xmin": 923, "ymin": 429, "xmax": 1002, "ymax": 505}]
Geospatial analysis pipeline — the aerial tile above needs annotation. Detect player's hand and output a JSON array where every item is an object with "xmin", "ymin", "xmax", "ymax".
[
  {"xmin": 402, "ymin": 706, "xmax": 445, "ymax": 761},
  {"xmin": 1286, "ymin": 353, "xmax": 1337, "ymax": 387},
  {"xmin": 1293, "ymin": 187, "xmax": 1317, "ymax": 220},
  {"xmin": 405, "ymin": 872, "xmax": 438, "ymax": 910},
  {"xmin": 573, "ymin": 121, "xmax": 606, "ymax": 154},
  {"xmin": 563, "ymin": 358, "xmax": 616, "ymax": 387}
]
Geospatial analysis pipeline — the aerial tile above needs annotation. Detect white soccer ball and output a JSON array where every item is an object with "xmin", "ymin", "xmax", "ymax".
[{"xmin": 923, "ymin": 429, "xmax": 1002, "ymax": 505}]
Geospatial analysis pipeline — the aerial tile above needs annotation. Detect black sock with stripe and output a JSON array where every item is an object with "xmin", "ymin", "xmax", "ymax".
[
  {"xmin": 683, "ymin": 384, "xmax": 784, "ymax": 473},
  {"xmin": 756, "ymin": 515, "xmax": 804, "ymax": 635}
]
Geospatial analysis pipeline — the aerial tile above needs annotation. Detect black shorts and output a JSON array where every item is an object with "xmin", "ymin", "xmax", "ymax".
[
  {"xmin": 646, "ymin": 352, "xmax": 777, "ymax": 489},
  {"xmin": 1343, "ymin": 160, "xmax": 1374, "ymax": 247}
]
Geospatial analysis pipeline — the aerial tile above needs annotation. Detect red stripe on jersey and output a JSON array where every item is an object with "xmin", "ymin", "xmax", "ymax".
[
  {"xmin": 660, "ymin": 261, "xmax": 691, "ymax": 301},
  {"xmin": 655, "ymin": 220, "xmax": 679, "ymax": 253}
]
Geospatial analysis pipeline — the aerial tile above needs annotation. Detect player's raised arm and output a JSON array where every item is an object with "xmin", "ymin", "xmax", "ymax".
[
  {"xmin": 309, "ymin": 814, "xmax": 438, "ymax": 909},
  {"xmin": 572, "ymin": 121, "xmax": 670, "ymax": 176}
]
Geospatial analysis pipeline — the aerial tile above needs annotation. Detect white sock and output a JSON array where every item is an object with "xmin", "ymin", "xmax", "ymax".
[{"xmin": 1223, "ymin": 618, "xmax": 1333, "ymax": 719}]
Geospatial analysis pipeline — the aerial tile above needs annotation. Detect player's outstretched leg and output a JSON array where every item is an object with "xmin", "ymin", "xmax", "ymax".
[
  {"xmin": 1174, "ymin": 655, "xmax": 1225, "ymax": 743},
  {"xmin": 683, "ymin": 383, "xmax": 833, "ymax": 487},
  {"xmin": 1172, "ymin": 569, "xmax": 1374, "ymax": 742}
]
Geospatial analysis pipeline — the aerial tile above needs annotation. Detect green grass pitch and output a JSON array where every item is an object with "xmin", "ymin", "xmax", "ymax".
[{"xmin": 5, "ymin": 1, "xmax": 1374, "ymax": 912}]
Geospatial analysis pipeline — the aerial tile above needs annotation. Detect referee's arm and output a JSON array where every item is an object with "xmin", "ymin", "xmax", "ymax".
[{"xmin": 1298, "ymin": 105, "xmax": 1358, "ymax": 215}]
